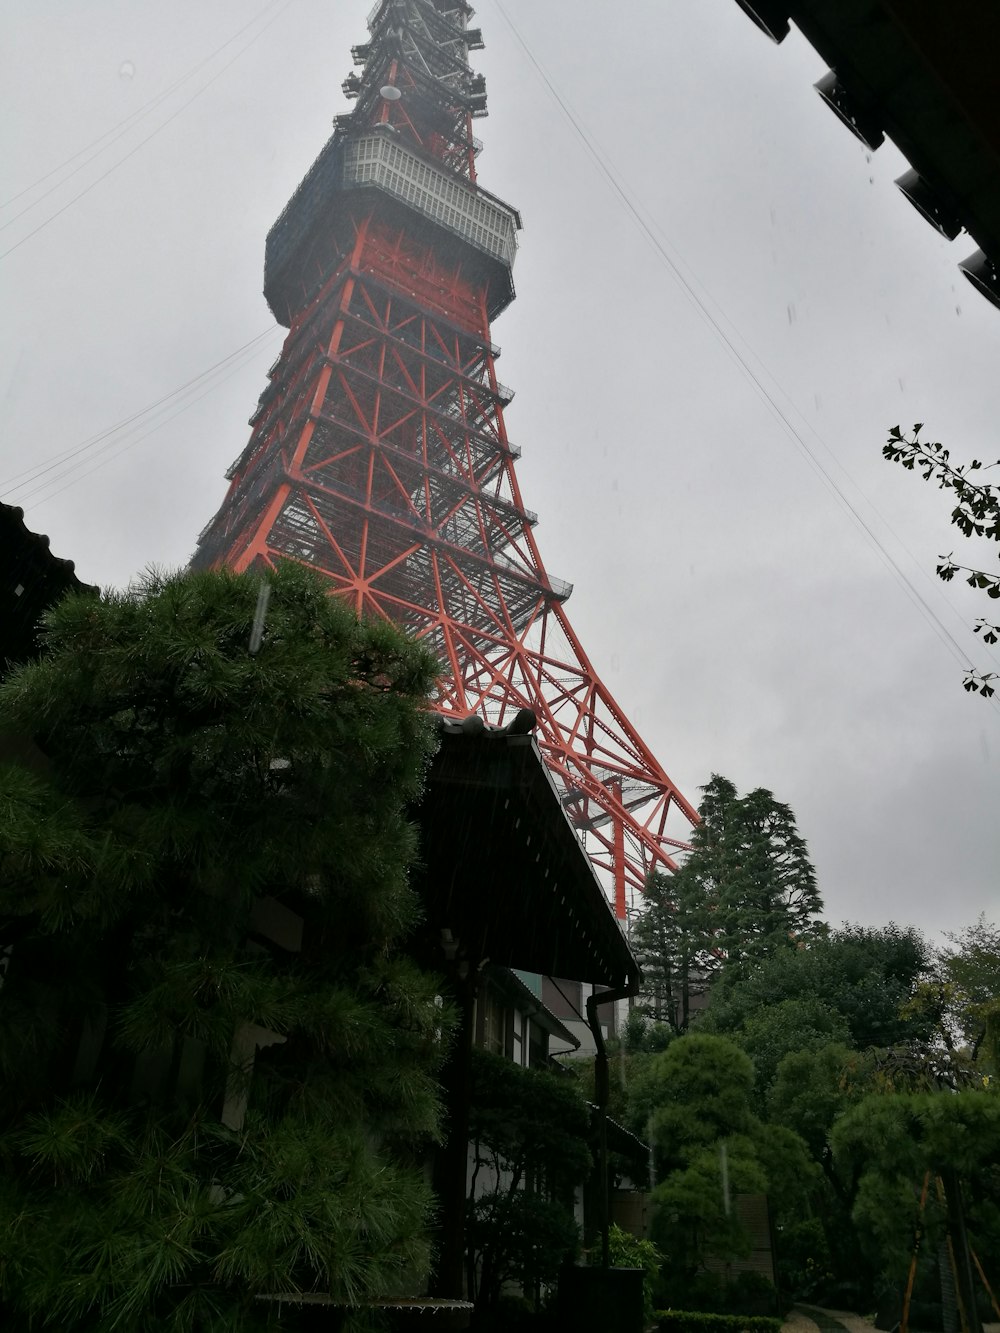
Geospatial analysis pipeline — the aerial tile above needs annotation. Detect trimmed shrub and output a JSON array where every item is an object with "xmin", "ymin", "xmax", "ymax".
[{"xmin": 656, "ymin": 1313, "xmax": 783, "ymax": 1333}]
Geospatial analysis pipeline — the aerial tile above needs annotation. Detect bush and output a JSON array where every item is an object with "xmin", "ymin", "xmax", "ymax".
[
  {"xmin": 775, "ymin": 1216, "xmax": 835, "ymax": 1301},
  {"xmin": 725, "ymin": 1271, "xmax": 784, "ymax": 1316},
  {"xmin": 656, "ymin": 1313, "xmax": 782, "ymax": 1333},
  {"xmin": 654, "ymin": 1268, "xmax": 783, "ymax": 1317},
  {"xmin": 599, "ymin": 1223, "xmax": 665, "ymax": 1324}
]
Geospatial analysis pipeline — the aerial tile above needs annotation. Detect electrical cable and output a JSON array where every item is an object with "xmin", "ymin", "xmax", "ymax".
[
  {"xmin": 491, "ymin": 1, "xmax": 998, "ymax": 690},
  {"xmin": 18, "ymin": 341, "xmax": 277, "ymax": 510},
  {"xmin": 546, "ymin": 976, "xmax": 589, "ymax": 1028},
  {"xmin": 0, "ymin": 0, "xmax": 298, "ymax": 261},
  {"xmin": 2, "ymin": 328, "xmax": 279, "ymax": 495},
  {"xmin": 0, "ymin": 0, "xmax": 289, "ymax": 219}
]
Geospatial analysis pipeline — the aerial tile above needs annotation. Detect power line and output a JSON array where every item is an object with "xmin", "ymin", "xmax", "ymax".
[
  {"xmin": 491, "ymin": 0, "xmax": 997, "ymax": 687},
  {"xmin": 2, "ymin": 328, "xmax": 280, "ymax": 501},
  {"xmin": 20, "ymin": 340, "xmax": 277, "ymax": 510},
  {"xmin": 0, "ymin": 0, "xmax": 297, "ymax": 261},
  {"xmin": 0, "ymin": 0, "xmax": 289, "ymax": 218}
]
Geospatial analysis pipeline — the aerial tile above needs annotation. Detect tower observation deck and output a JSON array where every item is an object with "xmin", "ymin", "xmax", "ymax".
[{"xmin": 193, "ymin": 0, "xmax": 699, "ymax": 914}]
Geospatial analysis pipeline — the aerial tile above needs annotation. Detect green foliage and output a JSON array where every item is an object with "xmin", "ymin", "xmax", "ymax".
[
  {"xmin": 732, "ymin": 998, "xmax": 851, "ymax": 1106},
  {"xmin": 0, "ymin": 564, "xmax": 443, "ymax": 1328},
  {"xmin": 467, "ymin": 1047, "xmax": 592, "ymax": 1197},
  {"xmin": 466, "ymin": 1048, "xmax": 589, "ymax": 1308},
  {"xmin": 632, "ymin": 867, "xmax": 719, "ymax": 1035},
  {"xmin": 623, "ymin": 1009, "xmax": 675, "ymax": 1055},
  {"xmin": 704, "ymin": 923, "xmax": 933, "ymax": 1052},
  {"xmin": 656, "ymin": 1267, "xmax": 783, "ymax": 1319},
  {"xmin": 748, "ymin": 1121, "xmax": 818, "ymax": 1220},
  {"xmin": 832, "ymin": 1088, "xmax": 1000, "ymax": 1183},
  {"xmin": 633, "ymin": 776, "xmax": 824, "ymax": 1035},
  {"xmin": 939, "ymin": 915, "xmax": 1000, "ymax": 1074},
  {"xmin": 600, "ymin": 1222, "xmax": 665, "ymax": 1324},
  {"xmin": 766, "ymin": 1042, "xmax": 858, "ymax": 1159},
  {"xmin": 633, "ymin": 1034, "xmax": 813, "ymax": 1285},
  {"xmin": 692, "ymin": 775, "xmax": 825, "ymax": 972},
  {"xmin": 634, "ymin": 1035, "xmax": 756, "ymax": 1165},
  {"xmin": 468, "ymin": 1191, "xmax": 579, "ymax": 1311},
  {"xmin": 656, "ymin": 1310, "xmax": 782, "ymax": 1333},
  {"xmin": 773, "ymin": 1216, "xmax": 835, "ymax": 1302},
  {"xmin": 652, "ymin": 1138, "xmax": 767, "ymax": 1273},
  {"xmin": 883, "ymin": 424, "xmax": 999, "ymax": 696},
  {"xmin": 831, "ymin": 1089, "xmax": 1000, "ymax": 1290}
]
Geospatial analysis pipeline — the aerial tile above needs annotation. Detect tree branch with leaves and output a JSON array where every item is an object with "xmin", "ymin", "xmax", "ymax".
[{"xmin": 884, "ymin": 424, "xmax": 999, "ymax": 697}]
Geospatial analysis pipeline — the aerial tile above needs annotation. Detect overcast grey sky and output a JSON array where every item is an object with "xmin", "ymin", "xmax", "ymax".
[{"xmin": 3, "ymin": 0, "xmax": 997, "ymax": 941}]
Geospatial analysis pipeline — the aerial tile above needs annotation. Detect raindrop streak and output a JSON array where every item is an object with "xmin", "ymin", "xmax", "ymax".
[
  {"xmin": 787, "ymin": 303, "xmax": 797, "ymax": 325},
  {"xmin": 720, "ymin": 1140, "xmax": 731, "ymax": 1216},
  {"xmin": 119, "ymin": 60, "xmax": 136, "ymax": 80},
  {"xmin": 249, "ymin": 580, "xmax": 271, "ymax": 654}
]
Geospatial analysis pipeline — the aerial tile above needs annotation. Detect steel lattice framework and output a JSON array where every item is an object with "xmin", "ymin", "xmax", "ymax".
[{"xmin": 193, "ymin": 0, "xmax": 699, "ymax": 915}]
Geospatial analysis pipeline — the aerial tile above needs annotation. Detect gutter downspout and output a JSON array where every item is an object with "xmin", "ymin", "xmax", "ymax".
[{"xmin": 586, "ymin": 971, "xmax": 641, "ymax": 1271}]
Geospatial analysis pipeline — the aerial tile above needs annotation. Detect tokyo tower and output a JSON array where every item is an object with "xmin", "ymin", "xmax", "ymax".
[{"xmin": 192, "ymin": 0, "xmax": 699, "ymax": 915}]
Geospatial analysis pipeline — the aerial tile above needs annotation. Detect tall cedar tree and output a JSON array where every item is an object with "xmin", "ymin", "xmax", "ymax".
[
  {"xmin": 632, "ymin": 775, "xmax": 824, "ymax": 1028},
  {"xmin": 695, "ymin": 775, "xmax": 825, "ymax": 968},
  {"xmin": 0, "ymin": 565, "xmax": 443, "ymax": 1332}
]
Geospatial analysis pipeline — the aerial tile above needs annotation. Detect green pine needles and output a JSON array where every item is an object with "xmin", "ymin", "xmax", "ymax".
[{"xmin": 0, "ymin": 564, "xmax": 445, "ymax": 1330}]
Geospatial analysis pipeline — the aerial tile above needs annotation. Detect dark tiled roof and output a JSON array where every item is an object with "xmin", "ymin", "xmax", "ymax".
[
  {"xmin": 1, "ymin": 503, "xmax": 97, "ymax": 677},
  {"xmin": 733, "ymin": 0, "xmax": 1000, "ymax": 298},
  {"xmin": 415, "ymin": 715, "xmax": 641, "ymax": 989}
]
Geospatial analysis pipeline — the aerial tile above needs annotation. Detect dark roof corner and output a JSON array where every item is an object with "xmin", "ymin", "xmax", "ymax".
[{"xmin": 1, "ymin": 502, "xmax": 97, "ymax": 676}]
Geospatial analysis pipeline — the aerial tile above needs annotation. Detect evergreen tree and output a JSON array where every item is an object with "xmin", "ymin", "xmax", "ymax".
[
  {"xmin": 695, "ymin": 775, "xmax": 825, "ymax": 969},
  {"xmin": 632, "ymin": 775, "xmax": 824, "ymax": 1026},
  {"xmin": 0, "ymin": 564, "xmax": 442, "ymax": 1331},
  {"xmin": 833, "ymin": 1089, "xmax": 1000, "ymax": 1330},
  {"xmin": 628, "ymin": 1034, "xmax": 815, "ymax": 1288},
  {"xmin": 704, "ymin": 923, "xmax": 933, "ymax": 1051},
  {"xmin": 630, "ymin": 867, "xmax": 718, "ymax": 1035}
]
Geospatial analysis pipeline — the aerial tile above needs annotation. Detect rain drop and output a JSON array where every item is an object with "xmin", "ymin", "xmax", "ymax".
[
  {"xmin": 119, "ymin": 59, "xmax": 135, "ymax": 80},
  {"xmin": 786, "ymin": 303, "xmax": 797, "ymax": 325},
  {"xmin": 955, "ymin": 305, "xmax": 962, "ymax": 316}
]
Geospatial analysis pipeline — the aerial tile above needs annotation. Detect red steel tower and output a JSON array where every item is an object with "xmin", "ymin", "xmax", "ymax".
[{"xmin": 193, "ymin": 0, "xmax": 698, "ymax": 915}]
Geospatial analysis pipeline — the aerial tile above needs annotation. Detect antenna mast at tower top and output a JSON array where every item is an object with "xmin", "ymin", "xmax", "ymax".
[{"xmin": 193, "ymin": 0, "xmax": 699, "ymax": 915}]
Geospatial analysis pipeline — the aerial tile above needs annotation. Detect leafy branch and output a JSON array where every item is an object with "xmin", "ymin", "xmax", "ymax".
[{"xmin": 884, "ymin": 424, "xmax": 999, "ymax": 697}]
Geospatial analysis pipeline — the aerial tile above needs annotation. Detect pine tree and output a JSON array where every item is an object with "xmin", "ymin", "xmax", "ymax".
[
  {"xmin": 632, "ymin": 775, "xmax": 825, "ymax": 1027},
  {"xmin": 631, "ymin": 867, "xmax": 718, "ymax": 1035},
  {"xmin": 0, "ymin": 564, "xmax": 443, "ymax": 1331},
  {"xmin": 694, "ymin": 774, "xmax": 825, "ymax": 971}
]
